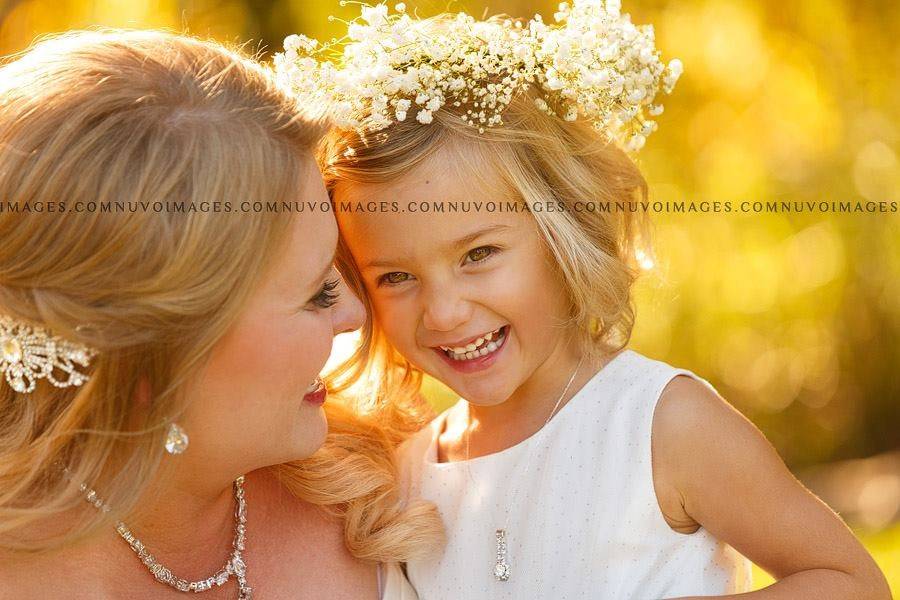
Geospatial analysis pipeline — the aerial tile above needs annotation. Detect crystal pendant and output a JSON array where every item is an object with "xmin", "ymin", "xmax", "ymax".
[
  {"xmin": 494, "ymin": 529, "xmax": 510, "ymax": 581},
  {"xmin": 164, "ymin": 422, "xmax": 189, "ymax": 455}
]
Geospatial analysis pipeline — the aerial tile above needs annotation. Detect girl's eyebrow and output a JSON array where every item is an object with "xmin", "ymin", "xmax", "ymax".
[
  {"xmin": 449, "ymin": 224, "xmax": 511, "ymax": 250},
  {"xmin": 361, "ymin": 224, "xmax": 512, "ymax": 271}
]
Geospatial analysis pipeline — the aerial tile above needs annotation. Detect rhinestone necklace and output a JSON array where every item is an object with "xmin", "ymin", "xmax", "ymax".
[
  {"xmin": 69, "ymin": 469, "xmax": 253, "ymax": 598},
  {"xmin": 463, "ymin": 356, "xmax": 584, "ymax": 583}
]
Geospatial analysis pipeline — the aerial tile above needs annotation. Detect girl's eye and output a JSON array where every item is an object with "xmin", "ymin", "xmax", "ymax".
[
  {"xmin": 466, "ymin": 246, "xmax": 495, "ymax": 263},
  {"xmin": 309, "ymin": 278, "xmax": 340, "ymax": 309},
  {"xmin": 378, "ymin": 272, "xmax": 411, "ymax": 286}
]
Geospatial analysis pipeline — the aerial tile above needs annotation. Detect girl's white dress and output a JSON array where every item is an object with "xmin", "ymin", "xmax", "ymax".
[
  {"xmin": 379, "ymin": 562, "xmax": 418, "ymax": 599},
  {"xmin": 397, "ymin": 349, "xmax": 753, "ymax": 600}
]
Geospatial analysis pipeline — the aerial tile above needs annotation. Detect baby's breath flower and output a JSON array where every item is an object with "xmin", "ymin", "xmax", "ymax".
[{"xmin": 274, "ymin": 0, "xmax": 682, "ymax": 152}]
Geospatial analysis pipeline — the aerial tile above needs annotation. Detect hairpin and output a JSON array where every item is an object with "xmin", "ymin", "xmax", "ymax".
[{"xmin": 0, "ymin": 314, "xmax": 97, "ymax": 394}]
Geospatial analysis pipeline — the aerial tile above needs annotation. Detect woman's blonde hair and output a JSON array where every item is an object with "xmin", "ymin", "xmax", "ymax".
[
  {"xmin": 0, "ymin": 29, "xmax": 441, "ymax": 561},
  {"xmin": 320, "ymin": 79, "xmax": 653, "ymax": 404}
]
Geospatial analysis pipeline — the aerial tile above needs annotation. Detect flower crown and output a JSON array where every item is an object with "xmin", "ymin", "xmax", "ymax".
[{"xmin": 274, "ymin": 0, "xmax": 682, "ymax": 152}]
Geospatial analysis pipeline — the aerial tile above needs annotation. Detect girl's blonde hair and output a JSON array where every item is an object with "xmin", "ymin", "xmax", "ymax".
[
  {"xmin": 320, "ymin": 83, "xmax": 652, "ymax": 403},
  {"xmin": 0, "ymin": 29, "xmax": 441, "ymax": 561}
]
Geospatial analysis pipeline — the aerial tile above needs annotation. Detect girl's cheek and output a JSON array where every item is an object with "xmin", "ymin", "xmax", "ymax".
[{"xmin": 375, "ymin": 302, "xmax": 416, "ymax": 349}]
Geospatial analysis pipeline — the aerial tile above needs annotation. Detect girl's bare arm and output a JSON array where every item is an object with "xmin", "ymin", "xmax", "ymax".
[{"xmin": 652, "ymin": 376, "xmax": 890, "ymax": 600}]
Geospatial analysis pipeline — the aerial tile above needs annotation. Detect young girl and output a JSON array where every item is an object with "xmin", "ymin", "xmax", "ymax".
[{"xmin": 279, "ymin": 2, "xmax": 890, "ymax": 598}]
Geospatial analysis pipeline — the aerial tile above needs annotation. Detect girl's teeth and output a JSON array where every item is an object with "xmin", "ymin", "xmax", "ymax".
[{"xmin": 444, "ymin": 327, "xmax": 506, "ymax": 361}]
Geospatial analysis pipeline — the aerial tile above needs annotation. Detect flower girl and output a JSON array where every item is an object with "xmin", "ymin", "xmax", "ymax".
[{"xmin": 278, "ymin": 2, "xmax": 890, "ymax": 598}]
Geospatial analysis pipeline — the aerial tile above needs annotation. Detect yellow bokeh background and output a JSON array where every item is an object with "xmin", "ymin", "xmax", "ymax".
[{"xmin": 2, "ymin": 0, "xmax": 898, "ymax": 592}]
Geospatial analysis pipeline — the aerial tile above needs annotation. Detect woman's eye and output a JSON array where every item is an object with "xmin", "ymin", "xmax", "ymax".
[
  {"xmin": 378, "ymin": 272, "xmax": 411, "ymax": 286},
  {"xmin": 309, "ymin": 278, "xmax": 340, "ymax": 309},
  {"xmin": 466, "ymin": 246, "xmax": 495, "ymax": 263}
]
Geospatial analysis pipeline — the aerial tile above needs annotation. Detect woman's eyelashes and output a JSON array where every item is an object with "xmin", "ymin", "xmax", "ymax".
[
  {"xmin": 307, "ymin": 278, "xmax": 341, "ymax": 310},
  {"xmin": 374, "ymin": 246, "xmax": 501, "ymax": 288}
]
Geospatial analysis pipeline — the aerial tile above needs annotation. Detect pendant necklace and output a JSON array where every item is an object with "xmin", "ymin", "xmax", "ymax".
[{"xmin": 463, "ymin": 355, "xmax": 584, "ymax": 582}]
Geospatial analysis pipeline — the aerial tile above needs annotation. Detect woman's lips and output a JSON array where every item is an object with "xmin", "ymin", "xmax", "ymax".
[{"xmin": 302, "ymin": 377, "xmax": 327, "ymax": 406}]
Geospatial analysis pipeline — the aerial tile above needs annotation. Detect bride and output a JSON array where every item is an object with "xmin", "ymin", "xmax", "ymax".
[{"xmin": 0, "ymin": 30, "xmax": 441, "ymax": 598}]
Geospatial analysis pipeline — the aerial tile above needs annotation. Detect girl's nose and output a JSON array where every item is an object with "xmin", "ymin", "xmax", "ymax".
[{"xmin": 421, "ymin": 285, "xmax": 472, "ymax": 333}]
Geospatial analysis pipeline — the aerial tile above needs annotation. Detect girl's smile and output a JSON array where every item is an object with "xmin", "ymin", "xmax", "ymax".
[{"xmin": 432, "ymin": 324, "xmax": 510, "ymax": 373}]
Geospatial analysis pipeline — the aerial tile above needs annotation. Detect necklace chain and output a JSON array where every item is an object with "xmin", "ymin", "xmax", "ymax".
[
  {"xmin": 463, "ymin": 355, "xmax": 585, "ymax": 582},
  {"xmin": 66, "ymin": 468, "xmax": 253, "ymax": 598}
]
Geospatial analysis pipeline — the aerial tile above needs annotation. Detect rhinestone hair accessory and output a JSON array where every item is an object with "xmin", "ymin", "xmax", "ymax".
[
  {"xmin": 0, "ymin": 314, "xmax": 97, "ymax": 394},
  {"xmin": 274, "ymin": 0, "xmax": 683, "ymax": 151}
]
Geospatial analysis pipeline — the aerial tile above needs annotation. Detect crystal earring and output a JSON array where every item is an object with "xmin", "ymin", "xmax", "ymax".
[{"xmin": 164, "ymin": 422, "xmax": 189, "ymax": 455}]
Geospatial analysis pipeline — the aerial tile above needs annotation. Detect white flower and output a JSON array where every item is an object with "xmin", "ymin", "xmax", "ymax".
[
  {"xmin": 348, "ymin": 23, "xmax": 367, "ymax": 41},
  {"xmin": 607, "ymin": 0, "xmax": 622, "ymax": 18},
  {"xmin": 361, "ymin": 4, "xmax": 388, "ymax": 26},
  {"xmin": 545, "ymin": 68, "xmax": 566, "ymax": 90},
  {"xmin": 668, "ymin": 58, "xmax": 683, "ymax": 76},
  {"xmin": 626, "ymin": 88, "xmax": 645, "ymax": 103},
  {"xmin": 416, "ymin": 109, "xmax": 434, "ymax": 124},
  {"xmin": 395, "ymin": 2, "xmax": 406, "ymax": 12},
  {"xmin": 627, "ymin": 133, "xmax": 646, "ymax": 151},
  {"xmin": 449, "ymin": 77, "xmax": 466, "ymax": 91}
]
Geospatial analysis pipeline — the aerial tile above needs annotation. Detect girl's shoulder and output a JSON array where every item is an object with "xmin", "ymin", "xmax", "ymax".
[{"xmin": 649, "ymin": 367, "xmax": 763, "ymax": 532}]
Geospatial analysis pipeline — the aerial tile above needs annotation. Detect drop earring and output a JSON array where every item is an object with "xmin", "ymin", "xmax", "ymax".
[{"xmin": 164, "ymin": 422, "xmax": 189, "ymax": 455}]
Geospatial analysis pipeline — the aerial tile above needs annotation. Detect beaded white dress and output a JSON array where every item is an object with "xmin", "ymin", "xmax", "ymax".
[{"xmin": 397, "ymin": 349, "xmax": 753, "ymax": 599}]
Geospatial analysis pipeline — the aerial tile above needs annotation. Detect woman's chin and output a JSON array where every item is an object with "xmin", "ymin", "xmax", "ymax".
[{"xmin": 288, "ymin": 407, "xmax": 329, "ymax": 460}]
